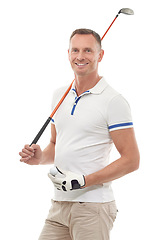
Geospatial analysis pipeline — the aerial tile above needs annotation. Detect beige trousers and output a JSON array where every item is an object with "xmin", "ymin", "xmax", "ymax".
[{"xmin": 38, "ymin": 200, "xmax": 118, "ymax": 240}]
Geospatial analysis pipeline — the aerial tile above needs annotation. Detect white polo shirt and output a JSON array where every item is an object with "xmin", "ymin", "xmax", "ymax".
[{"xmin": 51, "ymin": 77, "xmax": 133, "ymax": 203}]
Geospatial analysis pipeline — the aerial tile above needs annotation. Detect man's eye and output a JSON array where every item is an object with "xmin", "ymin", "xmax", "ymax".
[
  {"xmin": 86, "ymin": 49, "xmax": 91, "ymax": 53},
  {"xmin": 72, "ymin": 49, "xmax": 78, "ymax": 53}
]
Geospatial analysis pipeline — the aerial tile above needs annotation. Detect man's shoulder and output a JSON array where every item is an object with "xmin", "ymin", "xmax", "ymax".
[
  {"xmin": 102, "ymin": 79, "xmax": 121, "ymax": 102},
  {"xmin": 53, "ymin": 84, "xmax": 71, "ymax": 98}
]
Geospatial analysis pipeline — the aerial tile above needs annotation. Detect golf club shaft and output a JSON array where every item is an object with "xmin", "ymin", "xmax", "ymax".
[
  {"xmin": 30, "ymin": 80, "xmax": 74, "ymax": 145},
  {"xmin": 30, "ymin": 117, "xmax": 52, "ymax": 146},
  {"xmin": 101, "ymin": 14, "xmax": 119, "ymax": 41}
]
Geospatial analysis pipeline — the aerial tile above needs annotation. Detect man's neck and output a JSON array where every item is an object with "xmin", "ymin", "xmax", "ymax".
[{"xmin": 74, "ymin": 73, "xmax": 101, "ymax": 96}]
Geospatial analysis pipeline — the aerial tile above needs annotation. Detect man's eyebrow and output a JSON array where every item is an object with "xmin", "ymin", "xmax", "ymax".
[
  {"xmin": 71, "ymin": 47, "xmax": 93, "ymax": 50},
  {"xmin": 71, "ymin": 47, "xmax": 78, "ymax": 50},
  {"xmin": 84, "ymin": 47, "xmax": 93, "ymax": 51}
]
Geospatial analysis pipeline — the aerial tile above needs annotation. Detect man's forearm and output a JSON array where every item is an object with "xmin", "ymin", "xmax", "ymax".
[
  {"xmin": 40, "ymin": 141, "xmax": 55, "ymax": 165},
  {"xmin": 84, "ymin": 156, "xmax": 139, "ymax": 187}
]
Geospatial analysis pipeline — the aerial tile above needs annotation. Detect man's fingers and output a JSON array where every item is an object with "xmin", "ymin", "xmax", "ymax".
[
  {"xmin": 19, "ymin": 151, "xmax": 29, "ymax": 158},
  {"xmin": 22, "ymin": 148, "xmax": 34, "ymax": 156},
  {"xmin": 48, "ymin": 173, "xmax": 55, "ymax": 181},
  {"xmin": 24, "ymin": 144, "xmax": 35, "ymax": 152},
  {"xmin": 19, "ymin": 151, "xmax": 34, "ymax": 160},
  {"xmin": 20, "ymin": 156, "xmax": 31, "ymax": 162},
  {"xmin": 19, "ymin": 144, "xmax": 42, "ymax": 165},
  {"xmin": 30, "ymin": 144, "xmax": 41, "ymax": 151},
  {"xmin": 19, "ymin": 144, "xmax": 35, "ymax": 161}
]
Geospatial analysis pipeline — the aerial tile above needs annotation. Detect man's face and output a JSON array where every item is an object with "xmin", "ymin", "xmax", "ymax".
[{"xmin": 68, "ymin": 34, "xmax": 104, "ymax": 77}]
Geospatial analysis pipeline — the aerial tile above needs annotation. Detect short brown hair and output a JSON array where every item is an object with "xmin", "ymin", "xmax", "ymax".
[{"xmin": 70, "ymin": 28, "xmax": 101, "ymax": 49}]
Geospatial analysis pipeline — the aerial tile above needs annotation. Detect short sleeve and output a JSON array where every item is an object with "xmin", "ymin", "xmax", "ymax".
[{"xmin": 107, "ymin": 94, "xmax": 133, "ymax": 132}]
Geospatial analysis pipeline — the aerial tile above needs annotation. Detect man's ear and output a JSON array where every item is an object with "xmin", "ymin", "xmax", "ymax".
[
  {"xmin": 68, "ymin": 49, "xmax": 70, "ymax": 60},
  {"xmin": 98, "ymin": 49, "xmax": 104, "ymax": 62}
]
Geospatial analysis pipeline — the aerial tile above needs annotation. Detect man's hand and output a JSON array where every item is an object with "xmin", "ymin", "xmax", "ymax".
[
  {"xmin": 19, "ymin": 144, "xmax": 42, "ymax": 165},
  {"xmin": 48, "ymin": 167, "xmax": 85, "ymax": 191}
]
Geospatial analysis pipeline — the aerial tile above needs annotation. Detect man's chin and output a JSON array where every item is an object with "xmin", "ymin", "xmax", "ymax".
[{"xmin": 74, "ymin": 71, "xmax": 89, "ymax": 77}]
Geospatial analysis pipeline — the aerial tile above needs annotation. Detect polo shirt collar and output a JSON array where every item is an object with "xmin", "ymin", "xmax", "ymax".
[
  {"xmin": 89, "ymin": 77, "xmax": 108, "ymax": 94},
  {"xmin": 71, "ymin": 77, "xmax": 108, "ymax": 95}
]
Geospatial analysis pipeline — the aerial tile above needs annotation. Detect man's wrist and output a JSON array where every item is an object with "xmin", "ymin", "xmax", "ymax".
[
  {"xmin": 83, "ymin": 175, "xmax": 89, "ymax": 188},
  {"xmin": 84, "ymin": 173, "xmax": 103, "ymax": 188}
]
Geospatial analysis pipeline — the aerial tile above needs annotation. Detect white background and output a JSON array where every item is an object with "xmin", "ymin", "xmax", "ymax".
[{"xmin": 0, "ymin": 0, "xmax": 159, "ymax": 239}]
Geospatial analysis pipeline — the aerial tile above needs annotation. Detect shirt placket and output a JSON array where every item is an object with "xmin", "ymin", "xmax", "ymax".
[{"xmin": 71, "ymin": 90, "xmax": 91, "ymax": 115}]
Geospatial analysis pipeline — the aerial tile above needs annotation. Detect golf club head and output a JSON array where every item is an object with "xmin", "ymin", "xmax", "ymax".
[{"xmin": 118, "ymin": 8, "xmax": 134, "ymax": 15}]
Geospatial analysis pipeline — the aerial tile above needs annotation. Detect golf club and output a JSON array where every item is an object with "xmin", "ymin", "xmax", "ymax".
[
  {"xmin": 30, "ymin": 8, "xmax": 134, "ymax": 146},
  {"xmin": 101, "ymin": 8, "xmax": 134, "ymax": 40}
]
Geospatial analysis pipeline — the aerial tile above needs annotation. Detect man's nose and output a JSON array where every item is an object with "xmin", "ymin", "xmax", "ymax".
[{"xmin": 77, "ymin": 51, "xmax": 85, "ymax": 61}]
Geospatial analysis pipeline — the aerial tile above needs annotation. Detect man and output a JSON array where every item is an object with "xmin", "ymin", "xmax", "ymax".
[{"xmin": 19, "ymin": 29, "xmax": 140, "ymax": 240}]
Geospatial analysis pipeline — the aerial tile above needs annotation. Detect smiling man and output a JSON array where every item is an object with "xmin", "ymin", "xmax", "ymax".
[
  {"xmin": 68, "ymin": 29, "xmax": 104, "ymax": 95},
  {"xmin": 19, "ymin": 29, "xmax": 140, "ymax": 240}
]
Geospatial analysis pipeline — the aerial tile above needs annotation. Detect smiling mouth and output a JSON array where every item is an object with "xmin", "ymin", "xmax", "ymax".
[{"xmin": 75, "ymin": 63, "xmax": 89, "ymax": 66}]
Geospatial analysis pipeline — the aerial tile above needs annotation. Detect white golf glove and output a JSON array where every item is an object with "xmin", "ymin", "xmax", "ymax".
[{"xmin": 48, "ymin": 167, "xmax": 86, "ymax": 191}]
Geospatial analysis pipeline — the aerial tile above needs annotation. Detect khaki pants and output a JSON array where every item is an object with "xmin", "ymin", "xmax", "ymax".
[{"xmin": 38, "ymin": 200, "xmax": 118, "ymax": 240}]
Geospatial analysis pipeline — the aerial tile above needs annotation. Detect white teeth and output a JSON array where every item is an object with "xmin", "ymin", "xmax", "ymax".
[{"xmin": 76, "ymin": 63, "xmax": 88, "ymax": 66}]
